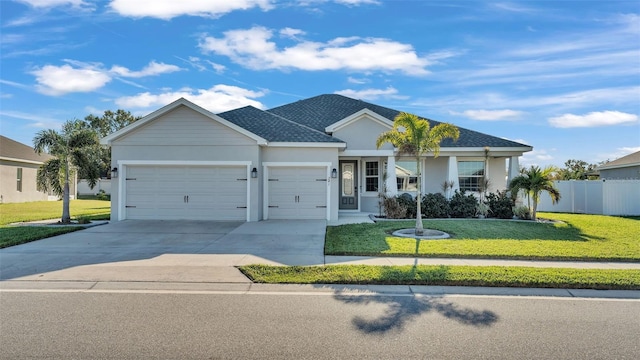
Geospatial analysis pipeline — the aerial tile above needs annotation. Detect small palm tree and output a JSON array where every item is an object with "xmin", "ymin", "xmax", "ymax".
[
  {"xmin": 508, "ymin": 165, "xmax": 561, "ymax": 221},
  {"xmin": 376, "ymin": 112, "xmax": 459, "ymax": 235},
  {"xmin": 34, "ymin": 120, "xmax": 101, "ymax": 223}
]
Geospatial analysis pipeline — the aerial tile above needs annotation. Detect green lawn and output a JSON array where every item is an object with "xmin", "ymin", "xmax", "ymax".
[
  {"xmin": 325, "ymin": 213, "xmax": 640, "ymax": 262},
  {"xmin": 0, "ymin": 200, "xmax": 111, "ymax": 248},
  {"xmin": 239, "ymin": 264, "xmax": 640, "ymax": 290}
]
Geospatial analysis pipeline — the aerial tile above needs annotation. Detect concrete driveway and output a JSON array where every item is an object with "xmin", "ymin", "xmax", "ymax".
[{"xmin": 0, "ymin": 220, "xmax": 326, "ymax": 284}]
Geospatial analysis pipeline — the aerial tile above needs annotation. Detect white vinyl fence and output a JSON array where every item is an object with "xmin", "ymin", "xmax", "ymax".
[
  {"xmin": 537, "ymin": 180, "xmax": 640, "ymax": 216},
  {"xmin": 77, "ymin": 179, "xmax": 112, "ymax": 196}
]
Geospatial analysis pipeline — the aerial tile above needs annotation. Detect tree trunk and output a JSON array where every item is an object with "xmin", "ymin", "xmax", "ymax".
[
  {"xmin": 531, "ymin": 193, "xmax": 538, "ymax": 221},
  {"xmin": 61, "ymin": 156, "xmax": 71, "ymax": 224},
  {"xmin": 415, "ymin": 156, "xmax": 424, "ymax": 236}
]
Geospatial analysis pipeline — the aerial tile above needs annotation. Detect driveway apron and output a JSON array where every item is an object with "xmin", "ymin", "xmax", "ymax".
[{"xmin": 0, "ymin": 220, "xmax": 327, "ymax": 284}]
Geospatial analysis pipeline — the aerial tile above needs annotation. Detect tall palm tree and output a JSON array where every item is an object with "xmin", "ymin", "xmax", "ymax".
[
  {"xmin": 376, "ymin": 112, "xmax": 460, "ymax": 235},
  {"xmin": 508, "ymin": 165, "xmax": 561, "ymax": 221},
  {"xmin": 34, "ymin": 120, "xmax": 101, "ymax": 223}
]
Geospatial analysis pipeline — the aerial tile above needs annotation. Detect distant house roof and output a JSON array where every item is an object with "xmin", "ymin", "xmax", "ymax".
[
  {"xmin": 597, "ymin": 151, "xmax": 640, "ymax": 170},
  {"xmin": 0, "ymin": 135, "xmax": 53, "ymax": 164},
  {"xmin": 266, "ymin": 94, "xmax": 531, "ymax": 148},
  {"xmin": 217, "ymin": 105, "xmax": 344, "ymax": 144}
]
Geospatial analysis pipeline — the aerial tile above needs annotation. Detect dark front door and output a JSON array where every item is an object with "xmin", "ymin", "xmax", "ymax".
[{"xmin": 339, "ymin": 160, "xmax": 358, "ymax": 210}]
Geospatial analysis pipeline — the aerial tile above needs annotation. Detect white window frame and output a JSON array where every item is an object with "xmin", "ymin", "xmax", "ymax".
[
  {"xmin": 363, "ymin": 159, "xmax": 381, "ymax": 195},
  {"xmin": 457, "ymin": 159, "xmax": 485, "ymax": 193}
]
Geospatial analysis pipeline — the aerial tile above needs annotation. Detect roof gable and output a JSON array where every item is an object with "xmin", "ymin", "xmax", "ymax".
[
  {"xmin": 324, "ymin": 108, "xmax": 393, "ymax": 133},
  {"xmin": 101, "ymin": 98, "xmax": 267, "ymax": 145},
  {"xmin": 0, "ymin": 135, "xmax": 53, "ymax": 164},
  {"xmin": 598, "ymin": 151, "xmax": 640, "ymax": 170}
]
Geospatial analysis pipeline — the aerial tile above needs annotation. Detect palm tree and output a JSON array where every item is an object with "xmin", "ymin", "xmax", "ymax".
[
  {"xmin": 508, "ymin": 165, "xmax": 561, "ymax": 221},
  {"xmin": 34, "ymin": 120, "xmax": 101, "ymax": 223},
  {"xmin": 376, "ymin": 112, "xmax": 460, "ymax": 235}
]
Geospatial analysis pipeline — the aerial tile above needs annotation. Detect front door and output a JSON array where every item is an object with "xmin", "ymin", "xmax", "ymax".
[{"xmin": 339, "ymin": 160, "xmax": 358, "ymax": 210}]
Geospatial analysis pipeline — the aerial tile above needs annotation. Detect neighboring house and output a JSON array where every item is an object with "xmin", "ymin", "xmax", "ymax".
[
  {"xmin": 596, "ymin": 151, "xmax": 640, "ymax": 180},
  {"xmin": 0, "ymin": 135, "xmax": 53, "ymax": 203},
  {"xmin": 101, "ymin": 95, "xmax": 532, "ymax": 222}
]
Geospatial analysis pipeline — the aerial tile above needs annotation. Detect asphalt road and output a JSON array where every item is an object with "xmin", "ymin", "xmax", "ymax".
[{"xmin": 1, "ymin": 290, "xmax": 638, "ymax": 359}]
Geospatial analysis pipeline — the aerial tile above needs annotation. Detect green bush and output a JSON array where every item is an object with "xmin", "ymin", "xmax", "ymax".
[
  {"xmin": 449, "ymin": 190, "xmax": 478, "ymax": 218},
  {"xmin": 486, "ymin": 191, "xmax": 514, "ymax": 219},
  {"xmin": 513, "ymin": 205, "xmax": 531, "ymax": 220},
  {"xmin": 96, "ymin": 189, "xmax": 110, "ymax": 201},
  {"xmin": 396, "ymin": 193, "xmax": 416, "ymax": 218},
  {"xmin": 422, "ymin": 193, "xmax": 450, "ymax": 218}
]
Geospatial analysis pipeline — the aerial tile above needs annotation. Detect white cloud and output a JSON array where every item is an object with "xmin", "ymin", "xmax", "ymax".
[
  {"xmin": 334, "ymin": 86, "xmax": 407, "ymax": 101},
  {"xmin": 31, "ymin": 64, "xmax": 111, "ymax": 96},
  {"xmin": 548, "ymin": 111, "xmax": 639, "ymax": 128},
  {"xmin": 109, "ymin": 0, "xmax": 273, "ymax": 20},
  {"xmin": 0, "ymin": 110, "xmax": 62, "ymax": 129},
  {"xmin": 454, "ymin": 109, "xmax": 524, "ymax": 121},
  {"xmin": 520, "ymin": 148, "xmax": 554, "ymax": 167},
  {"xmin": 110, "ymin": 61, "xmax": 182, "ymax": 78},
  {"xmin": 347, "ymin": 76, "xmax": 368, "ymax": 84},
  {"xmin": 334, "ymin": 0, "xmax": 380, "ymax": 5},
  {"xmin": 15, "ymin": 0, "xmax": 88, "ymax": 8},
  {"xmin": 114, "ymin": 85, "xmax": 266, "ymax": 112},
  {"xmin": 279, "ymin": 28, "xmax": 306, "ymax": 39},
  {"xmin": 199, "ymin": 26, "xmax": 431, "ymax": 75},
  {"xmin": 30, "ymin": 60, "xmax": 183, "ymax": 95}
]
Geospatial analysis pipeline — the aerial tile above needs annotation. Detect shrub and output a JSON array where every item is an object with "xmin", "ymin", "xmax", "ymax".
[
  {"xmin": 382, "ymin": 196, "xmax": 407, "ymax": 219},
  {"xmin": 396, "ymin": 193, "xmax": 416, "ymax": 218},
  {"xmin": 422, "ymin": 193, "xmax": 450, "ymax": 218},
  {"xmin": 513, "ymin": 205, "xmax": 531, "ymax": 220},
  {"xmin": 486, "ymin": 191, "xmax": 514, "ymax": 219},
  {"xmin": 449, "ymin": 190, "xmax": 478, "ymax": 218},
  {"xmin": 96, "ymin": 189, "xmax": 110, "ymax": 201}
]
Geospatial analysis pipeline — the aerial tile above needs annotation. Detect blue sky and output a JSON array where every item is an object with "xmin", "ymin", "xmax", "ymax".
[{"xmin": 1, "ymin": 0, "xmax": 639, "ymax": 167}]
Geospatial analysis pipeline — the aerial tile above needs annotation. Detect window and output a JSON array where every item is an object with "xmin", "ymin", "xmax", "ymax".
[
  {"xmin": 17, "ymin": 168, "xmax": 23, "ymax": 192},
  {"xmin": 364, "ymin": 161, "xmax": 379, "ymax": 192},
  {"xmin": 396, "ymin": 160, "xmax": 418, "ymax": 191},
  {"xmin": 458, "ymin": 161, "xmax": 484, "ymax": 192}
]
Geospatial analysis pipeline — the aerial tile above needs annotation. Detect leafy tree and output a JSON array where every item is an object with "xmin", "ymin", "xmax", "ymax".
[
  {"xmin": 555, "ymin": 159, "xmax": 598, "ymax": 180},
  {"xmin": 508, "ymin": 165, "xmax": 561, "ymax": 221},
  {"xmin": 33, "ymin": 120, "xmax": 101, "ymax": 223},
  {"xmin": 376, "ymin": 112, "xmax": 459, "ymax": 235},
  {"xmin": 81, "ymin": 110, "xmax": 140, "ymax": 177}
]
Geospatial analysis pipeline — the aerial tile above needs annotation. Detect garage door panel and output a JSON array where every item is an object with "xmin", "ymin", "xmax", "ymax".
[
  {"xmin": 268, "ymin": 166, "xmax": 328, "ymax": 220},
  {"xmin": 125, "ymin": 165, "xmax": 247, "ymax": 221}
]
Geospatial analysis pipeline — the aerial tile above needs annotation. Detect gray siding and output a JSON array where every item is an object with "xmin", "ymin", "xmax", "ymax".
[
  {"xmin": 332, "ymin": 116, "xmax": 393, "ymax": 150},
  {"xmin": 116, "ymin": 106, "xmax": 256, "ymax": 146},
  {"xmin": 0, "ymin": 161, "xmax": 49, "ymax": 203},
  {"xmin": 600, "ymin": 166, "xmax": 640, "ymax": 180}
]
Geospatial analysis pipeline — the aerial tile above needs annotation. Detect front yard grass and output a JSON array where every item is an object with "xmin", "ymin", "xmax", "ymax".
[
  {"xmin": 325, "ymin": 213, "xmax": 640, "ymax": 262},
  {"xmin": 239, "ymin": 264, "xmax": 640, "ymax": 290},
  {"xmin": 0, "ymin": 200, "xmax": 111, "ymax": 248}
]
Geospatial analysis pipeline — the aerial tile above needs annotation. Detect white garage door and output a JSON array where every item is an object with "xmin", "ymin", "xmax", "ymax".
[
  {"xmin": 268, "ymin": 167, "xmax": 327, "ymax": 219},
  {"xmin": 125, "ymin": 166, "xmax": 248, "ymax": 220}
]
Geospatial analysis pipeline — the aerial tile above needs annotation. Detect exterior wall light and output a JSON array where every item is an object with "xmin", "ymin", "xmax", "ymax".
[
  {"xmin": 331, "ymin": 168, "xmax": 337, "ymax": 178},
  {"xmin": 111, "ymin": 167, "xmax": 118, "ymax": 178},
  {"xmin": 251, "ymin": 167, "xmax": 258, "ymax": 178}
]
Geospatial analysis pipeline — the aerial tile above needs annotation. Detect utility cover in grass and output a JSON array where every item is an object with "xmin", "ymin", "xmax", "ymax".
[{"xmin": 392, "ymin": 228, "xmax": 450, "ymax": 239}]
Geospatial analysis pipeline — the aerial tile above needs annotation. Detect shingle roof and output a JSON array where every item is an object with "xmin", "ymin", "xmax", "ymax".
[
  {"xmin": 267, "ymin": 94, "xmax": 531, "ymax": 148},
  {"xmin": 0, "ymin": 135, "xmax": 53, "ymax": 163},
  {"xmin": 597, "ymin": 151, "xmax": 640, "ymax": 170},
  {"xmin": 217, "ymin": 106, "xmax": 343, "ymax": 143}
]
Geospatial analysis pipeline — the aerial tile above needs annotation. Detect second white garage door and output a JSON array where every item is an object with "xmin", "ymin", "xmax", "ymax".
[
  {"xmin": 125, "ymin": 165, "xmax": 248, "ymax": 220},
  {"xmin": 267, "ymin": 167, "xmax": 328, "ymax": 220}
]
